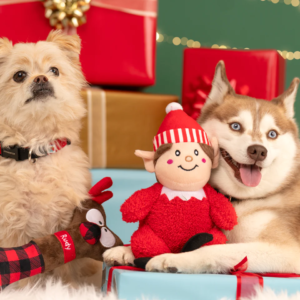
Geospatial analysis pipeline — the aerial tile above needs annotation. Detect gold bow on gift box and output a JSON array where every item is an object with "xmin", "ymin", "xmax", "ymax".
[{"xmin": 43, "ymin": 0, "xmax": 91, "ymax": 29}]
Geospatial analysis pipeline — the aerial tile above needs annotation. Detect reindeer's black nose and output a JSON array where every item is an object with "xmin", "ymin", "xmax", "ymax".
[{"xmin": 247, "ymin": 145, "xmax": 268, "ymax": 161}]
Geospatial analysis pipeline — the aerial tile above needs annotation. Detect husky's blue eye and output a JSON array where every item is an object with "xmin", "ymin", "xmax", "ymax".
[
  {"xmin": 268, "ymin": 130, "xmax": 278, "ymax": 139},
  {"xmin": 230, "ymin": 122, "xmax": 241, "ymax": 131}
]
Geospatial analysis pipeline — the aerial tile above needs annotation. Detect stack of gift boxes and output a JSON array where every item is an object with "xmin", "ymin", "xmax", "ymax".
[
  {"xmin": 1, "ymin": 1, "xmax": 297, "ymax": 300},
  {"xmin": 0, "ymin": 0, "xmax": 178, "ymax": 169}
]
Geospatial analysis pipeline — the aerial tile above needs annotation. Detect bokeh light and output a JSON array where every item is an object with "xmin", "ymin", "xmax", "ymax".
[{"xmin": 172, "ymin": 37, "xmax": 181, "ymax": 45}]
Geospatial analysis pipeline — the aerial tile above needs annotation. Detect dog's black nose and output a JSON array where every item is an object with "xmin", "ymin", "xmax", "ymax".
[
  {"xmin": 247, "ymin": 145, "xmax": 268, "ymax": 161},
  {"xmin": 34, "ymin": 75, "xmax": 48, "ymax": 84}
]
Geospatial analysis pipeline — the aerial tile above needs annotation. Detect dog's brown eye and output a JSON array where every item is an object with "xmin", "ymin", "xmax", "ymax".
[
  {"xmin": 13, "ymin": 71, "xmax": 27, "ymax": 83},
  {"xmin": 50, "ymin": 67, "xmax": 59, "ymax": 76}
]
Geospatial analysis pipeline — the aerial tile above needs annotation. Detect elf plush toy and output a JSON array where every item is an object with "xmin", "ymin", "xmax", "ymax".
[
  {"xmin": 0, "ymin": 177, "xmax": 122, "ymax": 288},
  {"xmin": 120, "ymin": 103, "xmax": 237, "ymax": 268}
]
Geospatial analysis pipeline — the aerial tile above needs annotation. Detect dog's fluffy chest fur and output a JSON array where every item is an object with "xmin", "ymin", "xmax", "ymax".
[
  {"xmin": 225, "ymin": 196, "xmax": 282, "ymax": 243},
  {"xmin": 0, "ymin": 146, "xmax": 90, "ymax": 247}
]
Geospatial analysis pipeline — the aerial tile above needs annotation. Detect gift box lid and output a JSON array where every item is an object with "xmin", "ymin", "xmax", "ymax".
[{"xmin": 182, "ymin": 48, "xmax": 285, "ymax": 119}]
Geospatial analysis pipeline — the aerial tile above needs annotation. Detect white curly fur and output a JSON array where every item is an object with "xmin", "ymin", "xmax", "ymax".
[
  {"xmin": 2, "ymin": 278, "xmax": 295, "ymax": 300},
  {"xmin": 0, "ymin": 279, "xmax": 118, "ymax": 300}
]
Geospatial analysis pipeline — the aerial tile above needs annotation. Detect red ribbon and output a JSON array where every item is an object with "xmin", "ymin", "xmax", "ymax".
[
  {"xmin": 107, "ymin": 266, "xmax": 145, "ymax": 292},
  {"xmin": 230, "ymin": 257, "xmax": 264, "ymax": 300},
  {"xmin": 230, "ymin": 257, "xmax": 300, "ymax": 300},
  {"xmin": 54, "ymin": 230, "xmax": 76, "ymax": 264},
  {"xmin": 106, "ymin": 243, "xmax": 137, "ymax": 293},
  {"xmin": 184, "ymin": 76, "xmax": 250, "ymax": 120}
]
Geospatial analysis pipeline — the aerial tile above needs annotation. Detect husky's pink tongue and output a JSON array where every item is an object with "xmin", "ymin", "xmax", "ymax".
[{"xmin": 240, "ymin": 164, "xmax": 262, "ymax": 187}]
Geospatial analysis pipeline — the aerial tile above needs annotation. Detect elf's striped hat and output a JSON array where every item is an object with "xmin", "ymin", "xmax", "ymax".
[{"xmin": 153, "ymin": 103, "xmax": 211, "ymax": 151}]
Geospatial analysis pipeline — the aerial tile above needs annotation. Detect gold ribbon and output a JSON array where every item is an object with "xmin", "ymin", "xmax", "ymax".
[{"xmin": 43, "ymin": 0, "xmax": 91, "ymax": 29}]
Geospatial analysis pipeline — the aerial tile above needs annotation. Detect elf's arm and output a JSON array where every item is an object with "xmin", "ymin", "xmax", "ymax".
[
  {"xmin": 121, "ymin": 183, "xmax": 161, "ymax": 223},
  {"xmin": 205, "ymin": 184, "xmax": 238, "ymax": 230}
]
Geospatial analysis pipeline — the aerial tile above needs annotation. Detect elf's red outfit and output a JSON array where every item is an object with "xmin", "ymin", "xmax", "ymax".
[
  {"xmin": 121, "ymin": 182, "xmax": 237, "ymax": 258},
  {"xmin": 122, "ymin": 102, "xmax": 238, "ymax": 259}
]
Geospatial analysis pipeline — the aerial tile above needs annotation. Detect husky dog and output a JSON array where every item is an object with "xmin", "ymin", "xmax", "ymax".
[{"xmin": 104, "ymin": 61, "xmax": 300, "ymax": 274}]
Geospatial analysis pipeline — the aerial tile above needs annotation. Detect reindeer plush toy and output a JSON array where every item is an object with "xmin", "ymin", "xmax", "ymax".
[
  {"xmin": 0, "ymin": 177, "xmax": 122, "ymax": 288},
  {"xmin": 121, "ymin": 103, "xmax": 237, "ymax": 268}
]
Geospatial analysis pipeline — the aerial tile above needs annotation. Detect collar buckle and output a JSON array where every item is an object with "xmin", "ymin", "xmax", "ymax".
[
  {"xmin": 0, "ymin": 143, "xmax": 19, "ymax": 161},
  {"xmin": 28, "ymin": 149, "xmax": 36, "ymax": 164}
]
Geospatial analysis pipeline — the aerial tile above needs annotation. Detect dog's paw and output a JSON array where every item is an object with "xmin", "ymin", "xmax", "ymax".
[
  {"xmin": 103, "ymin": 246, "xmax": 135, "ymax": 266},
  {"xmin": 145, "ymin": 253, "xmax": 184, "ymax": 273},
  {"xmin": 145, "ymin": 252, "xmax": 211, "ymax": 274}
]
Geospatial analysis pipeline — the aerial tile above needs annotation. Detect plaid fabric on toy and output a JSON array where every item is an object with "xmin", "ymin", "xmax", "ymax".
[
  {"xmin": 0, "ymin": 241, "xmax": 45, "ymax": 288},
  {"xmin": 79, "ymin": 222, "xmax": 101, "ymax": 245}
]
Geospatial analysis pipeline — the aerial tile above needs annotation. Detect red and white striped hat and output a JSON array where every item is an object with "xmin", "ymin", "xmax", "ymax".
[{"xmin": 153, "ymin": 102, "xmax": 211, "ymax": 151}]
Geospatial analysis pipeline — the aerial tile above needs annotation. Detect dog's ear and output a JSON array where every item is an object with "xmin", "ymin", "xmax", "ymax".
[
  {"xmin": 0, "ymin": 37, "xmax": 13, "ymax": 65},
  {"xmin": 272, "ymin": 78, "xmax": 300, "ymax": 119},
  {"xmin": 206, "ymin": 61, "xmax": 234, "ymax": 105},
  {"xmin": 47, "ymin": 30, "xmax": 81, "ymax": 60}
]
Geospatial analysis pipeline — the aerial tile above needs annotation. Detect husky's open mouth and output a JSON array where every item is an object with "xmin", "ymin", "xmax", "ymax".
[{"xmin": 220, "ymin": 148, "xmax": 262, "ymax": 187}]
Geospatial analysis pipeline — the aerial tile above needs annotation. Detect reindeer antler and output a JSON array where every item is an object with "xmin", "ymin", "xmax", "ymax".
[{"xmin": 89, "ymin": 177, "xmax": 113, "ymax": 205}]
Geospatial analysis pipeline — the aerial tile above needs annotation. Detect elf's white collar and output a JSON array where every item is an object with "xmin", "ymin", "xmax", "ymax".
[{"xmin": 161, "ymin": 186, "xmax": 206, "ymax": 201}]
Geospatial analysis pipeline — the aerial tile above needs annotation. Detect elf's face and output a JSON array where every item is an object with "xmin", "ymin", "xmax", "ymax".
[{"xmin": 155, "ymin": 143, "xmax": 212, "ymax": 191}]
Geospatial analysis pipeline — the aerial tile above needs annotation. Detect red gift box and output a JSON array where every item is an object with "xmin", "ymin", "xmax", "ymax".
[
  {"xmin": 182, "ymin": 48, "xmax": 286, "ymax": 119},
  {"xmin": 0, "ymin": 0, "xmax": 157, "ymax": 87}
]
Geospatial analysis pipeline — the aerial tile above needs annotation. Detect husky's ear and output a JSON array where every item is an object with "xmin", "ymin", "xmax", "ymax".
[
  {"xmin": 206, "ymin": 61, "xmax": 235, "ymax": 105},
  {"xmin": 0, "ymin": 37, "xmax": 13, "ymax": 65},
  {"xmin": 272, "ymin": 78, "xmax": 300, "ymax": 119}
]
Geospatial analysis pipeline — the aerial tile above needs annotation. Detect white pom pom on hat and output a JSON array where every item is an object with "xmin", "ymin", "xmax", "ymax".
[{"xmin": 165, "ymin": 102, "xmax": 183, "ymax": 114}]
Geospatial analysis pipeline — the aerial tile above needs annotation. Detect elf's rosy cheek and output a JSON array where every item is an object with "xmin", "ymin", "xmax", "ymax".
[
  {"xmin": 202, "ymin": 158, "xmax": 206, "ymax": 163},
  {"xmin": 167, "ymin": 159, "xmax": 173, "ymax": 165}
]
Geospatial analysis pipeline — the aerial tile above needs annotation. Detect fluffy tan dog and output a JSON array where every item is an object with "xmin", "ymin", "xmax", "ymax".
[{"xmin": 0, "ymin": 31, "xmax": 97, "ymax": 286}]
